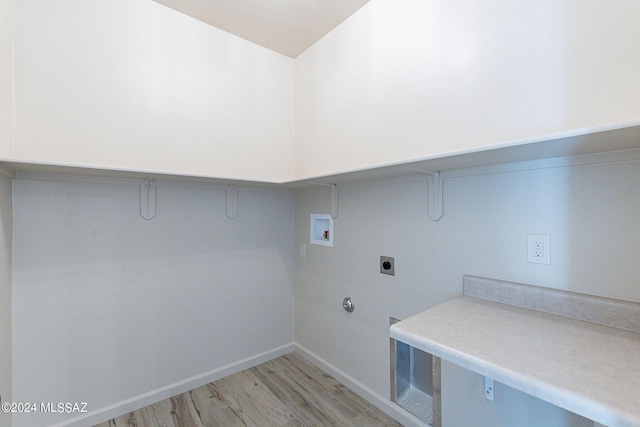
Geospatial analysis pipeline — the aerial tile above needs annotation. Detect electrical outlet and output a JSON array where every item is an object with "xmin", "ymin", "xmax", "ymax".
[{"xmin": 528, "ymin": 234, "xmax": 550, "ymax": 264}]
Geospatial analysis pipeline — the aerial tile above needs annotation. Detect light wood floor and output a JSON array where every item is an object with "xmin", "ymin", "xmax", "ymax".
[{"xmin": 94, "ymin": 353, "xmax": 402, "ymax": 427}]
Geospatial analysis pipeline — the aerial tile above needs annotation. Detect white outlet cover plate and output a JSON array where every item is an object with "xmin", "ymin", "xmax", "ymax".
[
  {"xmin": 527, "ymin": 234, "xmax": 550, "ymax": 264},
  {"xmin": 483, "ymin": 376, "xmax": 494, "ymax": 401}
]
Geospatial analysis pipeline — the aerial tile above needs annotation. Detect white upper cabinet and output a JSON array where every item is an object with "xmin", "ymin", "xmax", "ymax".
[
  {"xmin": 294, "ymin": 0, "xmax": 640, "ymax": 179},
  {"xmin": 12, "ymin": 0, "xmax": 295, "ymax": 182},
  {"xmin": 4, "ymin": 0, "xmax": 640, "ymax": 183},
  {"xmin": 0, "ymin": 0, "xmax": 12, "ymax": 157}
]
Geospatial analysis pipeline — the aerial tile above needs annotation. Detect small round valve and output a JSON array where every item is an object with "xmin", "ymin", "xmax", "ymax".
[{"xmin": 342, "ymin": 297, "xmax": 355, "ymax": 312}]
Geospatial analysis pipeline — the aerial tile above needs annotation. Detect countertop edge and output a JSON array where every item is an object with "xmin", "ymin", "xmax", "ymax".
[{"xmin": 390, "ymin": 292, "xmax": 640, "ymax": 427}]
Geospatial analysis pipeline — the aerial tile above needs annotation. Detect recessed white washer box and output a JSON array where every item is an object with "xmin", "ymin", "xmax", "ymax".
[{"xmin": 310, "ymin": 214, "xmax": 333, "ymax": 247}]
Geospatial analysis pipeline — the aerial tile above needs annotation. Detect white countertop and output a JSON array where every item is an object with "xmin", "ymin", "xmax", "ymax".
[{"xmin": 390, "ymin": 279, "xmax": 640, "ymax": 427}]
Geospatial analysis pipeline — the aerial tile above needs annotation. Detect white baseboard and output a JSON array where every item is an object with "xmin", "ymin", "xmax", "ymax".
[
  {"xmin": 53, "ymin": 343, "xmax": 295, "ymax": 427},
  {"xmin": 294, "ymin": 343, "xmax": 429, "ymax": 427}
]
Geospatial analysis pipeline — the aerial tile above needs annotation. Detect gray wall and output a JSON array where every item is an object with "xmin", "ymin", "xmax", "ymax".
[
  {"xmin": 0, "ymin": 173, "xmax": 12, "ymax": 427},
  {"xmin": 295, "ymin": 150, "xmax": 640, "ymax": 426},
  {"xmin": 441, "ymin": 361, "xmax": 590, "ymax": 426},
  {"xmin": 11, "ymin": 175, "xmax": 295, "ymax": 427}
]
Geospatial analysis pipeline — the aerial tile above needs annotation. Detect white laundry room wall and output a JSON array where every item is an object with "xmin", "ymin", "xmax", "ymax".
[
  {"xmin": 0, "ymin": 173, "xmax": 12, "ymax": 427},
  {"xmin": 11, "ymin": 175, "xmax": 295, "ymax": 427},
  {"xmin": 295, "ymin": 150, "xmax": 640, "ymax": 426}
]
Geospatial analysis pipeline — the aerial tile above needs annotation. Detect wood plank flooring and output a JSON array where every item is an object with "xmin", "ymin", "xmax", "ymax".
[{"xmin": 94, "ymin": 353, "xmax": 402, "ymax": 427}]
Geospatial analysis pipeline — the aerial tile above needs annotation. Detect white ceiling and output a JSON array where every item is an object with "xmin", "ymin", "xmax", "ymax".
[{"xmin": 152, "ymin": 0, "xmax": 371, "ymax": 58}]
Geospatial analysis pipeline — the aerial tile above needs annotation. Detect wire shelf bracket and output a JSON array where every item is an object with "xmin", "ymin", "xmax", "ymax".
[{"xmin": 140, "ymin": 179, "xmax": 156, "ymax": 220}]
